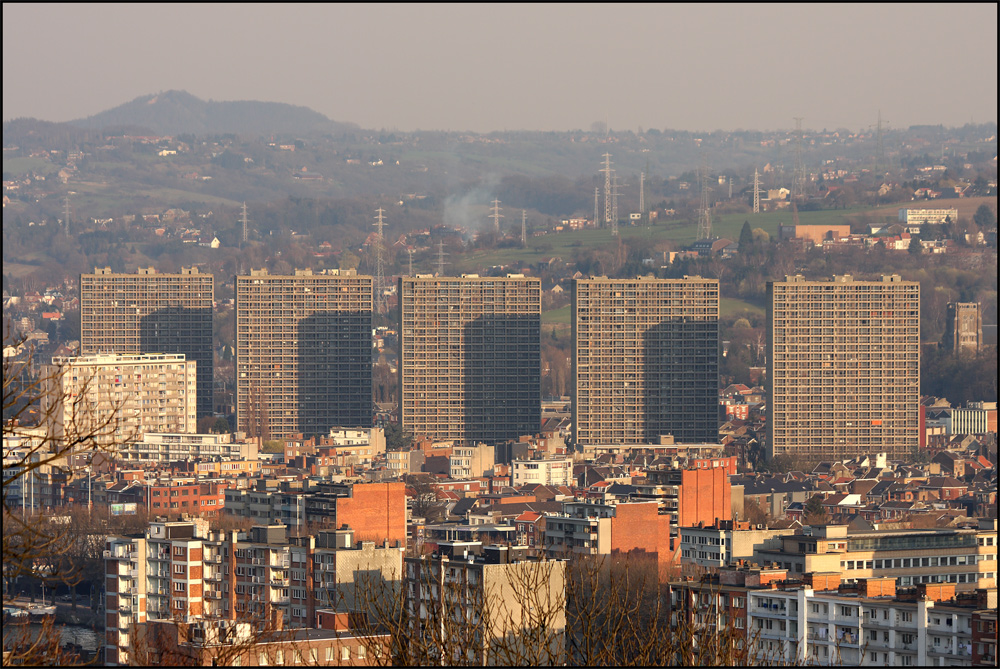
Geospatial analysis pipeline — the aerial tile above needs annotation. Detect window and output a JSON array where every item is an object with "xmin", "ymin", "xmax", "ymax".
[
  {"xmin": 341, "ymin": 647, "xmax": 351, "ymax": 661},
  {"xmin": 174, "ymin": 564, "xmax": 185, "ymax": 574},
  {"xmin": 275, "ymin": 650, "xmax": 283, "ymax": 664},
  {"xmin": 358, "ymin": 646, "xmax": 366, "ymax": 659},
  {"xmin": 173, "ymin": 582, "xmax": 185, "ymax": 592},
  {"xmin": 326, "ymin": 647, "xmax": 335, "ymax": 662}
]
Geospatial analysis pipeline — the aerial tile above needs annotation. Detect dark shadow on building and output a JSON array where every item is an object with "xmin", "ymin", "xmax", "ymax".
[
  {"xmin": 140, "ymin": 306, "xmax": 214, "ymax": 418},
  {"xmin": 296, "ymin": 310, "xmax": 373, "ymax": 437},
  {"xmin": 643, "ymin": 318, "xmax": 719, "ymax": 443},
  {"xmin": 463, "ymin": 313, "xmax": 541, "ymax": 446}
]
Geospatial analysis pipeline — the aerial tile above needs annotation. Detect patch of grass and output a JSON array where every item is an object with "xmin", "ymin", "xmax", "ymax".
[
  {"xmin": 542, "ymin": 304, "xmax": 571, "ymax": 325},
  {"xmin": 2, "ymin": 157, "xmax": 61, "ymax": 177},
  {"xmin": 721, "ymin": 297, "xmax": 765, "ymax": 319}
]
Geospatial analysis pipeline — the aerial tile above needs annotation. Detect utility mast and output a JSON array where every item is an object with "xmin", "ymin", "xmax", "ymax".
[
  {"xmin": 753, "ymin": 167, "xmax": 761, "ymax": 214},
  {"xmin": 639, "ymin": 172, "xmax": 645, "ymax": 220},
  {"xmin": 240, "ymin": 202, "xmax": 249, "ymax": 246},
  {"xmin": 521, "ymin": 209, "xmax": 527, "ymax": 247},
  {"xmin": 594, "ymin": 187, "xmax": 599, "ymax": 227},
  {"xmin": 63, "ymin": 193, "xmax": 72, "ymax": 235},
  {"xmin": 600, "ymin": 153, "xmax": 613, "ymax": 226},
  {"xmin": 792, "ymin": 117, "xmax": 805, "ymax": 199},
  {"xmin": 490, "ymin": 199, "xmax": 503, "ymax": 234},
  {"xmin": 408, "ymin": 248, "xmax": 414, "ymax": 277},
  {"xmin": 697, "ymin": 161, "xmax": 713, "ymax": 240},
  {"xmin": 373, "ymin": 207, "xmax": 388, "ymax": 315},
  {"xmin": 611, "ymin": 174, "xmax": 622, "ymax": 235},
  {"xmin": 875, "ymin": 110, "xmax": 888, "ymax": 178}
]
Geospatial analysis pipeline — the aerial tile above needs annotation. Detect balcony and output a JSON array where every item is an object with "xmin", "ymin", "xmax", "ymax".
[
  {"xmin": 270, "ymin": 577, "xmax": 290, "ymax": 587},
  {"xmin": 271, "ymin": 596, "xmax": 290, "ymax": 605},
  {"xmin": 204, "ymin": 589, "xmax": 222, "ymax": 599}
]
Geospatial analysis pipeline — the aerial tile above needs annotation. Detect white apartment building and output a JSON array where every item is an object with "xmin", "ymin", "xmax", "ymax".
[
  {"xmin": 43, "ymin": 354, "xmax": 197, "ymax": 461},
  {"xmin": 512, "ymin": 456, "xmax": 573, "ymax": 487},
  {"xmin": 744, "ymin": 583, "xmax": 988, "ymax": 666},
  {"xmin": 449, "ymin": 443, "xmax": 495, "ymax": 479},
  {"xmin": 122, "ymin": 432, "xmax": 258, "ymax": 464},
  {"xmin": 898, "ymin": 208, "xmax": 959, "ymax": 228}
]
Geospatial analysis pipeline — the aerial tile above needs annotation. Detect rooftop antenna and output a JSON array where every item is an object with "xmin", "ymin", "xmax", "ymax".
[
  {"xmin": 435, "ymin": 241, "xmax": 449, "ymax": 277},
  {"xmin": 753, "ymin": 167, "xmax": 761, "ymax": 215},
  {"xmin": 600, "ymin": 153, "xmax": 613, "ymax": 226},
  {"xmin": 521, "ymin": 210, "xmax": 527, "ymax": 247},
  {"xmin": 373, "ymin": 207, "xmax": 388, "ymax": 315},
  {"xmin": 490, "ymin": 199, "xmax": 503, "ymax": 234},
  {"xmin": 697, "ymin": 158, "xmax": 713, "ymax": 240}
]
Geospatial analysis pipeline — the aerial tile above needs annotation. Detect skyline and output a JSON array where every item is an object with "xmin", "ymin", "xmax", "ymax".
[{"xmin": 3, "ymin": 4, "xmax": 997, "ymax": 134}]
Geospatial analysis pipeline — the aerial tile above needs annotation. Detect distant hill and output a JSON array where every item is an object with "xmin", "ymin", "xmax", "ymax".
[{"xmin": 67, "ymin": 90, "xmax": 357, "ymax": 136}]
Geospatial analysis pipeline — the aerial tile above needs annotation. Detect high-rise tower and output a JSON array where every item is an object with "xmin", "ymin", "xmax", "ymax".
[
  {"xmin": 81, "ymin": 266, "xmax": 214, "ymax": 418},
  {"xmin": 399, "ymin": 274, "xmax": 540, "ymax": 446},
  {"xmin": 572, "ymin": 276, "xmax": 719, "ymax": 446},
  {"xmin": 767, "ymin": 274, "xmax": 920, "ymax": 462},
  {"xmin": 236, "ymin": 268, "xmax": 372, "ymax": 439}
]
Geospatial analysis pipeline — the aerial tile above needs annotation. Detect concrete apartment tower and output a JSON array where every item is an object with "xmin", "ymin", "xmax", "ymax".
[
  {"xmin": 235, "ymin": 269, "xmax": 372, "ymax": 440},
  {"xmin": 767, "ymin": 274, "xmax": 920, "ymax": 462},
  {"xmin": 81, "ymin": 267, "xmax": 214, "ymax": 417},
  {"xmin": 572, "ymin": 276, "xmax": 720, "ymax": 446},
  {"xmin": 399, "ymin": 274, "xmax": 541, "ymax": 446}
]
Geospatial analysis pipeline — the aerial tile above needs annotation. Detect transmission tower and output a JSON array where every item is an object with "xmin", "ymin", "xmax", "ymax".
[
  {"xmin": 875, "ymin": 110, "xmax": 889, "ymax": 178},
  {"xmin": 594, "ymin": 187, "xmax": 599, "ymax": 226},
  {"xmin": 697, "ymin": 162, "xmax": 713, "ymax": 240},
  {"xmin": 63, "ymin": 193, "xmax": 72, "ymax": 235},
  {"xmin": 436, "ymin": 241, "xmax": 449, "ymax": 277},
  {"xmin": 753, "ymin": 167, "xmax": 761, "ymax": 214},
  {"xmin": 408, "ymin": 248, "xmax": 414, "ymax": 277},
  {"xmin": 240, "ymin": 202, "xmax": 249, "ymax": 246},
  {"xmin": 611, "ymin": 174, "xmax": 623, "ymax": 235},
  {"xmin": 372, "ymin": 207, "xmax": 388, "ymax": 315},
  {"xmin": 729, "ymin": 177, "xmax": 733, "ymax": 199},
  {"xmin": 490, "ymin": 199, "xmax": 503, "ymax": 234},
  {"xmin": 521, "ymin": 209, "xmax": 527, "ymax": 247},
  {"xmin": 600, "ymin": 153, "xmax": 613, "ymax": 225},
  {"xmin": 792, "ymin": 117, "xmax": 805, "ymax": 199},
  {"xmin": 639, "ymin": 171, "xmax": 645, "ymax": 218}
]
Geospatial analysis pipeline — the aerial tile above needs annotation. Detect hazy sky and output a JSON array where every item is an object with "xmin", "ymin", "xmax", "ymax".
[{"xmin": 4, "ymin": 4, "xmax": 997, "ymax": 133}]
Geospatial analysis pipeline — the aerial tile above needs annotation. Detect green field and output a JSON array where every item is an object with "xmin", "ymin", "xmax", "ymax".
[
  {"xmin": 453, "ymin": 206, "xmax": 875, "ymax": 273},
  {"xmin": 721, "ymin": 297, "xmax": 765, "ymax": 320},
  {"xmin": 2, "ymin": 156, "xmax": 61, "ymax": 177}
]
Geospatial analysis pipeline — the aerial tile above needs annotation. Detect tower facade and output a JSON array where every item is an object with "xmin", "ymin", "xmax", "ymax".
[
  {"xmin": 945, "ymin": 302, "xmax": 982, "ymax": 355},
  {"xmin": 572, "ymin": 276, "xmax": 719, "ymax": 446},
  {"xmin": 236, "ymin": 269, "xmax": 372, "ymax": 439},
  {"xmin": 767, "ymin": 275, "xmax": 920, "ymax": 462},
  {"xmin": 399, "ymin": 274, "xmax": 540, "ymax": 446},
  {"xmin": 80, "ymin": 267, "xmax": 214, "ymax": 417}
]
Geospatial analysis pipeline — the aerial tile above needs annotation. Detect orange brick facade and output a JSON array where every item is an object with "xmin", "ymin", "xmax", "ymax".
[
  {"xmin": 678, "ymin": 467, "xmax": 731, "ymax": 528},
  {"xmin": 336, "ymin": 482, "xmax": 406, "ymax": 545}
]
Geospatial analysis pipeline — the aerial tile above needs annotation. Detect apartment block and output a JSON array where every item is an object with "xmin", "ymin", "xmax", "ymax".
[
  {"xmin": 223, "ymin": 481, "xmax": 406, "ymax": 545},
  {"xmin": 898, "ymin": 207, "xmax": 959, "ymax": 227},
  {"xmin": 767, "ymin": 275, "xmax": 920, "ymax": 462},
  {"xmin": 512, "ymin": 456, "xmax": 573, "ymax": 487},
  {"xmin": 633, "ymin": 464, "xmax": 733, "ymax": 556},
  {"xmin": 43, "ymin": 353, "xmax": 197, "ymax": 460},
  {"xmin": 752, "ymin": 521, "xmax": 998, "ymax": 592},
  {"xmin": 104, "ymin": 520, "xmax": 403, "ymax": 666},
  {"xmin": 543, "ymin": 500, "xmax": 672, "ymax": 564},
  {"xmin": 81, "ymin": 267, "xmax": 213, "ymax": 418},
  {"xmin": 404, "ymin": 542, "xmax": 566, "ymax": 665},
  {"xmin": 399, "ymin": 274, "xmax": 540, "ymax": 446},
  {"xmin": 572, "ymin": 276, "xmax": 719, "ymax": 446},
  {"xmin": 449, "ymin": 443, "xmax": 495, "ymax": 479},
  {"xmin": 236, "ymin": 269, "xmax": 372, "ymax": 440},
  {"xmin": 679, "ymin": 520, "xmax": 797, "ymax": 569},
  {"xmin": 122, "ymin": 432, "xmax": 258, "ymax": 465},
  {"xmin": 670, "ymin": 566, "xmax": 997, "ymax": 667}
]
